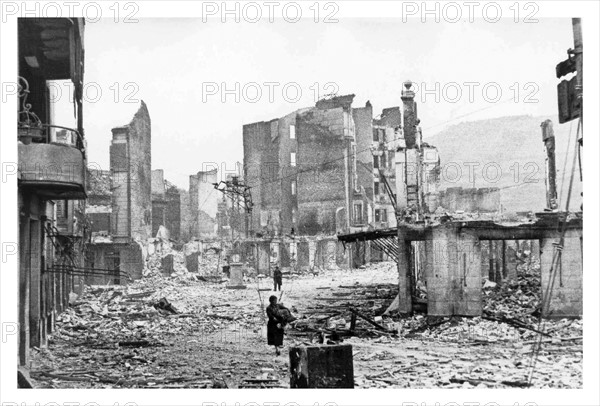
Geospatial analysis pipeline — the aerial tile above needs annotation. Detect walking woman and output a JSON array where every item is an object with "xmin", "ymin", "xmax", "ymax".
[{"xmin": 266, "ymin": 295, "xmax": 285, "ymax": 356}]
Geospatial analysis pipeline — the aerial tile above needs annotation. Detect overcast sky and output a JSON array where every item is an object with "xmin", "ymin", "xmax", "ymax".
[{"xmin": 62, "ymin": 17, "xmax": 574, "ymax": 189}]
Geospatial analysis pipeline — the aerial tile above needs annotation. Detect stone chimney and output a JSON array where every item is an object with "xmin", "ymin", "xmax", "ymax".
[{"xmin": 401, "ymin": 81, "xmax": 417, "ymax": 149}]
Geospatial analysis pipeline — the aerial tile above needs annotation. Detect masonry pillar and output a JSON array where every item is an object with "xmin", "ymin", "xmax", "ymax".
[
  {"xmin": 530, "ymin": 239, "xmax": 540, "ymax": 262},
  {"xmin": 297, "ymin": 241, "xmax": 310, "ymax": 272},
  {"xmin": 308, "ymin": 240, "xmax": 317, "ymax": 270},
  {"xmin": 422, "ymin": 240, "xmax": 434, "ymax": 281},
  {"xmin": 257, "ymin": 241, "xmax": 270, "ymax": 275},
  {"xmin": 279, "ymin": 242, "xmax": 290, "ymax": 268},
  {"xmin": 397, "ymin": 226, "xmax": 412, "ymax": 314},
  {"xmin": 29, "ymin": 217, "xmax": 41, "ymax": 348},
  {"xmin": 454, "ymin": 231, "xmax": 482, "ymax": 316},
  {"xmin": 540, "ymin": 230, "xmax": 583, "ymax": 317},
  {"xmin": 480, "ymin": 241, "xmax": 490, "ymax": 278},
  {"xmin": 336, "ymin": 241, "xmax": 349, "ymax": 268},
  {"xmin": 428, "ymin": 226, "xmax": 455, "ymax": 316},
  {"xmin": 504, "ymin": 241, "xmax": 518, "ymax": 280},
  {"xmin": 429, "ymin": 225, "xmax": 482, "ymax": 316},
  {"xmin": 494, "ymin": 240, "xmax": 504, "ymax": 284},
  {"xmin": 327, "ymin": 240, "xmax": 337, "ymax": 269}
]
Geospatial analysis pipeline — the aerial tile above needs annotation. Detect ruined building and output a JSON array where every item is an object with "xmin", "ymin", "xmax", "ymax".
[
  {"xmin": 353, "ymin": 103, "xmax": 404, "ymax": 229},
  {"xmin": 244, "ymin": 94, "xmax": 369, "ymax": 237},
  {"xmin": 85, "ymin": 102, "xmax": 152, "ymax": 284},
  {"xmin": 151, "ymin": 169, "xmax": 181, "ymax": 240},
  {"xmin": 339, "ymin": 80, "xmax": 583, "ymax": 319},
  {"xmin": 17, "ymin": 18, "xmax": 86, "ymax": 367},
  {"xmin": 189, "ymin": 169, "xmax": 219, "ymax": 238}
]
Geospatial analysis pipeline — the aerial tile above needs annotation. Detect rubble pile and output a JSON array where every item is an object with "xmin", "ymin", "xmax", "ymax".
[
  {"xmin": 199, "ymin": 247, "xmax": 221, "ymax": 275},
  {"xmin": 397, "ymin": 259, "xmax": 582, "ymax": 345},
  {"xmin": 289, "ymin": 266, "xmax": 400, "ymax": 341},
  {"xmin": 143, "ymin": 247, "xmax": 196, "ymax": 281},
  {"xmin": 483, "ymin": 259, "xmax": 542, "ymax": 322}
]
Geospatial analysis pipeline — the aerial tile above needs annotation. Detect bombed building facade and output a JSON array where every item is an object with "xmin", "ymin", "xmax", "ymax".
[
  {"xmin": 243, "ymin": 94, "xmax": 416, "ymax": 238},
  {"xmin": 151, "ymin": 169, "xmax": 181, "ymax": 240},
  {"xmin": 189, "ymin": 169, "xmax": 219, "ymax": 239},
  {"xmin": 84, "ymin": 102, "xmax": 152, "ymax": 284}
]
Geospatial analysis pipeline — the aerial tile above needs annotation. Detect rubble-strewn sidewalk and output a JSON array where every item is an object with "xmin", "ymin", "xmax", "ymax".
[{"xmin": 29, "ymin": 254, "xmax": 582, "ymax": 389}]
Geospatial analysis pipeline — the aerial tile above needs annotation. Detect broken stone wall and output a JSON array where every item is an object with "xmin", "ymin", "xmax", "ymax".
[
  {"xmin": 276, "ymin": 112, "xmax": 299, "ymax": 235},
  {"xmin": 178, "ymin": 187, "xmax": 191, "ymax": 241},
  {"xmin": 436, "ymin": 186, "xmax": 500, "ymax": 213},
  {"xmin": 189, "ymin": 169, "xmax": 219, "ymax": 238},
  {"xmin": 165, "ymin": 187, "xmax": 181, "ymax": 240},
  {"xmin": 151, "ymin": 199, "xmax": 166, "ymax": 237},
  {"xmin": 109, "ymin": 101, "xmax": 152, "ymax": 242},
  {"xmin": 243, "ymin": 119, "xmax": 281, "ymax": 235},
  {"xmin": 85, "ymin": 242, "xmax": 143, "ymax": 285},
  {"xmin": 353, "ymin": 104, "xmax": 374, "ymax": 205},
  {"xmin": 296, "ymin": 107, "xmax": 348, "ymax": 235},
  {"xmin": 540, "ymin": 229, "xmax": 583, "ymax": 317}
]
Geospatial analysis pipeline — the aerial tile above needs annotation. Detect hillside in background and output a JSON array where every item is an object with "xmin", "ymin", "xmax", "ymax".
[{"xmin": 425, "ymin": 115, "xmax": 583, "ymax": 213}]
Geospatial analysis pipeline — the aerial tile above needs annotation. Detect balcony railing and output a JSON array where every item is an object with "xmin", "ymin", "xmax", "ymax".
[{"xmin": 18, "ymin": 76, "xmax": 86, "ymax": 199}]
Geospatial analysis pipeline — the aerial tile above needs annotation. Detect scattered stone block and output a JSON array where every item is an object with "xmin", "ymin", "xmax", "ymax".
[
  {"xmin": 227, "ymin": 262, "xmax": 246, "ymax": 289},
  {"xmin": 185, "ymin": 252, "xmax": 199, "ymax": 273},
  {"xmin": 161, "ymin": 254, "xmax": 174, "ymax": 276}
]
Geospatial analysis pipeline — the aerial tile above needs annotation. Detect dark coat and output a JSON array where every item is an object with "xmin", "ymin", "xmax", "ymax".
[
  {"xmin": 273, "ymin": 269, "xmax": 283, "ymax": 284},
  {"xmin": 266, "ymin": 303, "xmax": 285, "ymax": 346}
]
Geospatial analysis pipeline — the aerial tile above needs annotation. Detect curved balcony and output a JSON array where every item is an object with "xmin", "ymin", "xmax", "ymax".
[
  {"xmin": 17, "ymin": 76, "xmax": 86, "ymax": 199},
  {"xmin": 18, "ymin": 134, "xmax": 86, "ymax": 200}
]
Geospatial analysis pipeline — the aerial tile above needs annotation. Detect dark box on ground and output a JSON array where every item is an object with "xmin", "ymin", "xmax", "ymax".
[{"xmin": 289, "ymin": 344, "xmax": 354, "ymax": 388}]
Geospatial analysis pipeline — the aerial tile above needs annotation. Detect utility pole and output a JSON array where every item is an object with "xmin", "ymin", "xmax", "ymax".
[
  {"xmin": 541, "ymin": 120, "xmax": 558, "ymax": 210},
  {"xmin": 572, "ymin": 18, "xmax": 583, "ymax": 126},
  {"xmin": 213, "ymin": 176, "xmax": 253, "ymax": 239}
]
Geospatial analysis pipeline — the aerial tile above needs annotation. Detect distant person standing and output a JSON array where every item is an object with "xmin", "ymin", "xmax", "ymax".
[{"xmin": 273, "ymin": 266, "xmax": 283, "ymax": 291}]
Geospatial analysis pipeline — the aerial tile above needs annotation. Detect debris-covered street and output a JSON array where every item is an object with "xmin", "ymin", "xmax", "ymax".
[{"xmin": 30, "ymin": 251, "xmax": 582, "ymax": 389}]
